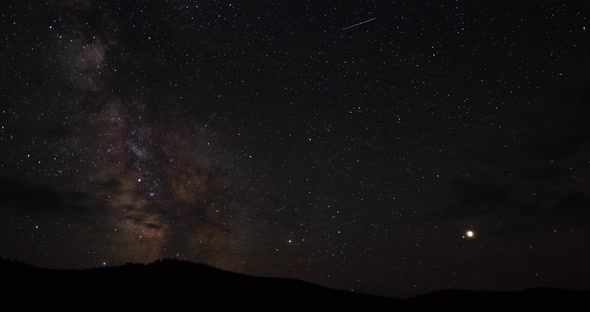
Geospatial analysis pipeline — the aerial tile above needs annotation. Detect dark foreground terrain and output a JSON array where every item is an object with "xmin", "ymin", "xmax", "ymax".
[{"xmin": 1, "ymin": 258, "xmax": 588, "ymax": 311}]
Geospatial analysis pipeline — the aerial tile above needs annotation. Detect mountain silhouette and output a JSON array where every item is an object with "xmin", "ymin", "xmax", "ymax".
[{"xmin": 1, "ymin": 258, "xmax": 588, "ymax": 311}]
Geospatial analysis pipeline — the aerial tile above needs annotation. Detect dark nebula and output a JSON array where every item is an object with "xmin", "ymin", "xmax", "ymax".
[{"xmin": 1, "ymin": 0, "xmax": 589, "ymax": 297}]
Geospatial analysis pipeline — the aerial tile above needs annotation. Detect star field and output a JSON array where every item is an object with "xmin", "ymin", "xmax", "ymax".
[{"xmin": 1, "ymin": 0, "xmax": 589, "ymax": 297}]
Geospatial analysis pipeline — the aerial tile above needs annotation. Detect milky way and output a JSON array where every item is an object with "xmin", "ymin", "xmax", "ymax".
[
  {"xmin": 1, "ymin": 0, "xmax": 275, "ymax": 272},
  {"xmin": 1, "ymin": 0, "xmax": 590, "ymax": 297}
]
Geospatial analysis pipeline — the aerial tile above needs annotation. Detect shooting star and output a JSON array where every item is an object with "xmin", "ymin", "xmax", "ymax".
[
  {"xmin": 342, "ymin": 17, "xmax": 376, "ymax": 31},
  {"xmin": 275, "ymin": 205, "xmax": 288, "ymax": 214},
  {"xmin": 204, "ymin": 113, "xmax": 217, "ymax": 128},
  {"xmin": 326, "ymin": 151, "xmax": 342, "ymax": 164}
]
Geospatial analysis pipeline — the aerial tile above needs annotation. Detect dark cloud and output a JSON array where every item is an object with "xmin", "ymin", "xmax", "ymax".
[
  {"xmin": 95, "ymin": 178, "xmax": 123, "ymax": 192},
  {"xmin": 553, "ymin": 192, "xmax": 590, "ymax": 215},
  {"xmin": 450, "ymin": 180, "xmax": 511, "ymax": 207},
  {"xmin": 521, "ymin": 87, "xmax": 590, "ymax": 161},
  {"xmin": 145, "ymin": 223, "xmax": 162, "ymax": 230},
  {"xmin": 123, "ymin": 213, "xmax": 147, "ymax": 225},
  {"xmin": 511, "ymin": 163, "xmax": 565, "ymax": 181},
  {"xmin": 122, "ymin": 213, "xmax": 164, "ymax": 231},
  {"xmin": 463, "ymin": 86, "xmax": 590, "ymax": 169},
  {"xmin": 0, "ymin": 177, "xmax": 105, "ymax": 220},
  {"xmin": 434, "ymin": 178, "xmax": 590, "ymax": 223},
  {"xmin": 429, "ymin": 85, "xmax": 590, "ymax": 243},
  {"xmin": 432, "ymin": 179, "xmax": 517, "ymax": 220}
]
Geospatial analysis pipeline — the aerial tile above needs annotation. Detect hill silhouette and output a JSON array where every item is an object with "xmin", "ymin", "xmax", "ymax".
[{"xmin": 1, "ymin": 258, "xmax": 588, "ymax": 311}]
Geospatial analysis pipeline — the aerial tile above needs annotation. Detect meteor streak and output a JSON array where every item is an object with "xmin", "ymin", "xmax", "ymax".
[{"xmin": 342, "ymin": 17, "xmax": 376, "ymax": 31}]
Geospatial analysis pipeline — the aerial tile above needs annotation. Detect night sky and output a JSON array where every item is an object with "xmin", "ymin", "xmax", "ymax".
[{"xmin": 1, "ymin": 0, "xmax": 590, "ymax": 297}]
